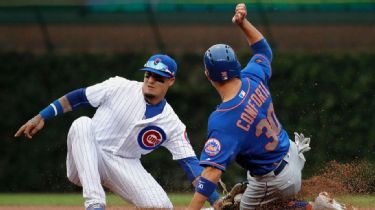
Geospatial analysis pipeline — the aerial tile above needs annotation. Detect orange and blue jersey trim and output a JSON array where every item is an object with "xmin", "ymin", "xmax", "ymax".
[
  {"xmin": 253, "ymin": 53, "xmax": 272, "ymax": 78},
  {"xmin": 215, "ymin": 78, "xmax": 251, "ymax": 112},
  {"xmin": 199, "ymin": 160, "xmax": 226, "ymax": 171}
]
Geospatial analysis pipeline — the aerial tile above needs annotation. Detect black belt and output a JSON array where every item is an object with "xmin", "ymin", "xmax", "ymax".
[
  {"xmin": 250, "ymin": 159, "xmax": 288, "ymax": 177},
  {"xmin": 273, "ymin": 159, "xmax": 288, "ymax": 176}
]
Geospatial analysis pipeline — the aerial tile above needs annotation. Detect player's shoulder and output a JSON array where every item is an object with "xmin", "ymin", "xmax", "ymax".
[
  {"xmin": 107, "ymin": 76, "xmax": 140, "ymax": 85},
  {"xmin": 163, "ymin": 101, "xmax": 179, "ymax": 118},
  {"xmin": 101, "ymin": 76, "xmax": 142, "ymax": 90},
  {"xmin": 165, "ymin": 101, "xmax": 186, "ymax": 121}
]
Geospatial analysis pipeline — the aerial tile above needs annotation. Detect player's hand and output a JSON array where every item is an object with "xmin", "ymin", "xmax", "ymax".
[
  {"xmin": 294, "ymin": 132, "xmax": 311, "ymax": 154},
  {"xmin": 14, "ymin": 114, "xmax": 45, "ymax": 139},
  {"xmin": 232, "ymin": 3, "xmax": 247, "ymax": 25},
  {"xmin": 213, "ymin": 198, "xmax": 223, "ymax": 210}
]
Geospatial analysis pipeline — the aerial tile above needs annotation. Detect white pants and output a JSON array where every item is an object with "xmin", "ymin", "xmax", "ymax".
[
  {"xmin": 66, "ymin": 117, "xmax": 173, "ymax": 209},
  {"xmin": 240, "ymin": 140, "xmax": 306, "ymax": 209}
]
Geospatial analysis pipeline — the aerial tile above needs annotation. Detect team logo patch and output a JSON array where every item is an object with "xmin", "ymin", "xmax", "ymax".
[
  {"xmin": 137, "ymin": 126, "xmax": 166, "ymax": 150},
  {"xmin": 204, "ymin": 138, "xmax": 221, "ymax": 157},
  {"xmin": 154, "ymin": 58, "xmax": 161, "ymax": 65},
  {"xmin": 239, "ymin": 90, "xmax": 246, "ymax": 98}
]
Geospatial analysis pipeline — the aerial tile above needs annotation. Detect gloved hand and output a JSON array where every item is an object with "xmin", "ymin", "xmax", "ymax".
[
  {"xmin": 294, "ymin": 132, "xmax": 311, "ymax": 154},
  {"xmin": 218, "ymin": 181, "xmax": 248, "ymax": 210}
]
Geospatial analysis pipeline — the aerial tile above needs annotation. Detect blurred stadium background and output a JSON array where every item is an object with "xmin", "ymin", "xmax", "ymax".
[
  {"xmin": 0, "ymin": 0, "xmax": 374, "ymax": 196},
  {"xmin": 1, "ymin": 0, "xmax": 374, "ymax": 53}
]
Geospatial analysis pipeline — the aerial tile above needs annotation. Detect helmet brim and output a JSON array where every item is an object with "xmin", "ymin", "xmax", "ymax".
[{"xmin": 139, "ymin": 67, "xmax": 174, "ymax": 78}]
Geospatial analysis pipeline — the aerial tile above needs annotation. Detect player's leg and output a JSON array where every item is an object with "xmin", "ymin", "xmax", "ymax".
[
  {"xmin": 240, "ymin": 140, "xmax": 307, "ymax": 209},
  {"xmin": 239, "ymin": 173, "xmax": 281, "ymax": 209},
  {"xmin": 100, "ymin": 151, "xmax": 173, "ymax": 209},
  {"xmin": 66, "ymin": 116, "xmax": 107, "ymax": 209}
]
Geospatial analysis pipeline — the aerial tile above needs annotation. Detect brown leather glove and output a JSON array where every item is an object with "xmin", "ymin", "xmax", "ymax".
[{"xmin": 219, "ymin": 181, "xmax": 248, "ymax": 210}]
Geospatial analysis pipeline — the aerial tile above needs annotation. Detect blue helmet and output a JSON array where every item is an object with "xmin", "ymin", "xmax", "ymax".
[{"xmin": 203, "ymin": 44, "xmax": 241, "ymax": 82}]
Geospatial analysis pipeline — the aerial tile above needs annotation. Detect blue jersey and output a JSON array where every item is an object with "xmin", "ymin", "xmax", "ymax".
[{"xmin": 200, "ymin": 39, "xmax": 290, "ymax": 175}]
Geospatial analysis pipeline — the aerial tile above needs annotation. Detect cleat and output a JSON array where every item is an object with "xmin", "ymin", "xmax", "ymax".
[
  {"xmin": 287, "ymin": 200, "xmax": 310, "ymax": 207},
  {"xmin": 312, "ymin": 192, "xmax": 347, "ymax": 210},
  {"xmin": 86, "ymin": 203, "xmax": 105, "ymax": 210},
  {"xmin": 285, "ymin": 200, "xmax": 313, "ymax": 210}
]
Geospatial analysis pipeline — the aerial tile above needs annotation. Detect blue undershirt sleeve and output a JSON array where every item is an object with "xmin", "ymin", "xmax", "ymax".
[
  {"xmin": 178, "ymin": 156, "xmax": 220, "ymax": 205},
  {"xmin": 66, "ymin": 88, "xmax": 92, "ymax": 110},
  {"xmin": 251, "ymin": 38, "xmax": 272, "ymax": 62},
  {"xmin": 241, "ymin": 39, "xmax": 273, "ymax": 81},
  {"xmin": 178, "ymin": 156, "xmax": 203, "ymax": 182},
  {"xmin": 39, "ymin": 88, "xmax": 91, "ymax": 121}
]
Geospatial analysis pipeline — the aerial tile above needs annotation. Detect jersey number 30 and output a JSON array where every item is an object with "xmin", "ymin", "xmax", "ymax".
[{"xmin": 255, "ymin": 103, "xmax": 281, "ymax": 151}]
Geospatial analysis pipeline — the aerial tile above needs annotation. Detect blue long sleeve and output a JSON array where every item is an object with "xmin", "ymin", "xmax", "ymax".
[
  {"xmin": 251, "ymin": 38, "xmax": 273, "ymax": 62},
  {"xmin": 66, "ymin": 88, "xmax": 92, "ymax": 110}
]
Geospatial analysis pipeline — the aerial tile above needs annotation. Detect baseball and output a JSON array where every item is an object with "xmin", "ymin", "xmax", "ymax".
[{"xmin": 234, "ymin": 193, "xmax": 243, "ymax": 203}]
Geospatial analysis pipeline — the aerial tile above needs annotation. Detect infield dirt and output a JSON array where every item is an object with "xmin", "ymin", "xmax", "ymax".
[
  {"xmin": 1, "ymin": 206, "xmax": 375, "ymax": 210},
  {"xmin": 0, "ymin": 207, "xmax": 186, "ymax": 210}
]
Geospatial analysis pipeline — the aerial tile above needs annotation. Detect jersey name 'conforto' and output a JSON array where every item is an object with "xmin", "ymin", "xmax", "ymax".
[{"xmin": 236, "ymin": 81, "xmax": 270, "ymax": 132}]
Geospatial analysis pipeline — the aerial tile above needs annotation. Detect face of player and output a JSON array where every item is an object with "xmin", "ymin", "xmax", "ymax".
[{"xmin": 142, "ymin": 71, "xmax": 175, "ymax": 104}]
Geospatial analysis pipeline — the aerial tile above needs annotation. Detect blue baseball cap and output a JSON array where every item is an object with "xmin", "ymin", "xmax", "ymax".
[{"xmin": 139, "ymin": 54, "xmax": 177, "ymax": 78}]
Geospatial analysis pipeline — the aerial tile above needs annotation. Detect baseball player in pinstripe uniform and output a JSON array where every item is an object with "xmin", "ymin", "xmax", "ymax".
[
  {"xmin": 15, "ymin": 54, "xmax": 219, "ymax": 210},
  {"xmin": 188, "ymin": 3, "xmax": 312, "ymax": 210}
]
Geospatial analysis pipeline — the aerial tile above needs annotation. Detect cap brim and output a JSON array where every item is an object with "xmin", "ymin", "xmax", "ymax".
[{"xmin": 139, "ymin": 67, "xmax": 173, "ymax": 78}]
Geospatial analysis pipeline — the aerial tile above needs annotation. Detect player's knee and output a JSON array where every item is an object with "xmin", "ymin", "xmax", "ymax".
[
  {"xmin": 160, "ymin": 201, "xmax": 173, "ymax": 210},
  {"xmin": 68, "ymin": 116, "xmax": 92, "ymax": 138},
  {"xmin": 67, "ymin": 172, "xmax": 81, "ymax": 186},
  {"xmin": 71, "ymin": 116, "xmax": 91, "ymax": 129}
]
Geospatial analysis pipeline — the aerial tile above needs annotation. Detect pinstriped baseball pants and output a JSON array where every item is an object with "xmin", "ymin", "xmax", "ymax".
[{"xmin": 66, "ymin": 116, "xmax": 173, "ymax": 209}]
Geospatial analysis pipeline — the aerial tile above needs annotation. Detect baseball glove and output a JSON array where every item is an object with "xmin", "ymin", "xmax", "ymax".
[{"xmin": 217, "ymin": 181, "xmax": 248, "ymax": 210}]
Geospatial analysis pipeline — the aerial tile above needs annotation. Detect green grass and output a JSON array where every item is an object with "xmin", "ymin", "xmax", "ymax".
[
  {"xmin": 337, "ymin": 194, "xmax": 375, "ymax": 208},
  {"xmin": 0, "ymin": 193, "xmax": 193, "ymax": 206},
  {"xmin": 0, "ymin": 194, "xmax": 86, "ymax": 206},
  {"xmin": 0, "ymin": 193, "xmax": 374, "ymax": 208}
]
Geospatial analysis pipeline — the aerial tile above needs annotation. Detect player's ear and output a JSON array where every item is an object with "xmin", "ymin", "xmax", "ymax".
[
  {"xmin": 167, "ymin": 77, "xmax": 175, "ymax": 87},
  {"xmin": 205, "ymin": 70, "xmax": 211, "ymax": 80}
]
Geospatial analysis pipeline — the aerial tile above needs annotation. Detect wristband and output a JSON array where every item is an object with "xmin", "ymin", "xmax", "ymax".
[
  {"xmin": 39, "ymin": 100, "xmax": 64, "ymax": 120},
  {"xmin": 195, "ymin": 176, "xmax": 218, "ymax": 198}
]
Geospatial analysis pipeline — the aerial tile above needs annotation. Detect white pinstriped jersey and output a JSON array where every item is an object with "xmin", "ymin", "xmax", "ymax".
[{"xmin": 85, "ymin": 76, "xmax": 195, "ymax": 160}]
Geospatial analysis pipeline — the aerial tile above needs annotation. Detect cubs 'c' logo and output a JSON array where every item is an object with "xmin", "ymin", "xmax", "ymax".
[
  {"xmin": 137, "ymin": 126, "xmax": 167, "ymax": 150},
  {"xmin": 204, "ymin": 138, "xmax": 221, "ymax": 156},
  {"xmin": 154, "ymin": 58, "xmax": 161, "ymax": 65}
]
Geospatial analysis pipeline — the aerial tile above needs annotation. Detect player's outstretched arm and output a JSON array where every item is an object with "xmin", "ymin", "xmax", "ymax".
[
  {"xmin": 15, "ymin": 114, "xmax": 45, "ymax": 139},
  {"xmin": 232, "ymin": 3, "xmax": 264, "ymax": 46},
  {"xmin": 178, "ymin": 157, "xmax": 220, "ymax": 206},
  {"xmin": 187, "ymin": 166, "xmax": 222, "ymax": 210},
  {"xmin": 14, "ymin": 88, "xmax": 91, "ymax": 139},
  {"xmin": 233, "ymin": 3, "xmax": 273, "ymax": 63},
  {"xmin": 14, "ymin": 96, "xmax": 72, "ymax": 139}
]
